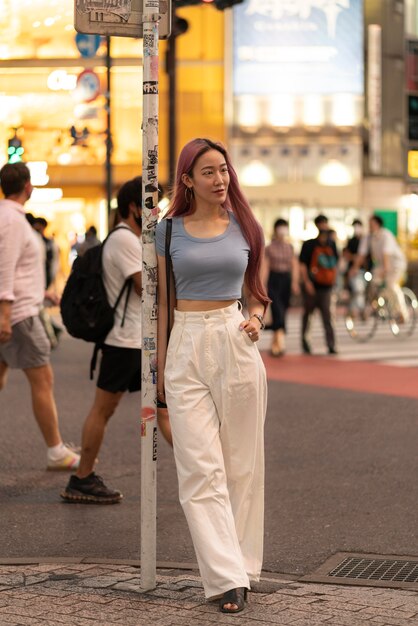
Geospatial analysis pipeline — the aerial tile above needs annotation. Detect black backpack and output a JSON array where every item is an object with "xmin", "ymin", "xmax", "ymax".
[{"xmin": 60, "ymin": 226, "xmax": 133, "ymax": 378}]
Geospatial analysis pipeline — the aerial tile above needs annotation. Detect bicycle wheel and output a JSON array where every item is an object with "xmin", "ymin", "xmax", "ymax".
[
  {"xmin": 345, "ymin": 301, "xmax": 379, "ymax": 342},
  {"xmin": 388, "ymin": 287, "xmax": 418, "ymax": 338}
]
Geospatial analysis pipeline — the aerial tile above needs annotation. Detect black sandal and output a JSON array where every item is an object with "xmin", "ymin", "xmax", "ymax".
[{"xmin": 219, "ymin": 587, "xmax": 248, "ymax": 614}]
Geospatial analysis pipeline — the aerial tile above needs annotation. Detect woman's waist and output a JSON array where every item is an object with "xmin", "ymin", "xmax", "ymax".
[
  {"xmin": 176, "ymin": 299, "xmax": 237, "ymax": 312},
  {"xmin": 174, "ymin": 300, "xmax": 241, "ymax": 322}
]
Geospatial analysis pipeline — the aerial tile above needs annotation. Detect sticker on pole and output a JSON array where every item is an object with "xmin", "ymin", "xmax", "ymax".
[{"xmin": 74, "ymin": 0, "xmax": 171, "ymax": 39}]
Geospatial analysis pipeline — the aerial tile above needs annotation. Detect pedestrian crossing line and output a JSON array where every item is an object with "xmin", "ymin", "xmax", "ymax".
[
  {"xmin": 261, "ymin": 311, "xmax": 418, "ymax": 368},
  {"xmin": 380, "ymin": 359, "xmax": 418, "ymax": 368}
]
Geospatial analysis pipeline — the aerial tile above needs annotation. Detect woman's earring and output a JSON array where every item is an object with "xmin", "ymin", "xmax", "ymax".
[{"xmin": 185, "ymin": 186, "xmax": 193, "ymax": 204}]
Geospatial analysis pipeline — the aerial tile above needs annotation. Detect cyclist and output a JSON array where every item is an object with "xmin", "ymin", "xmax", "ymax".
[{"xmin": 351, "ymin": 214, "xmax": 408, "ymax": 321}]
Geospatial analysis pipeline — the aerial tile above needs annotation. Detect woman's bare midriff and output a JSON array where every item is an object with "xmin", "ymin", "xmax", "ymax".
[{"xmin": 176, "ymin": 299, "xmax": 237, "ymax": 312}]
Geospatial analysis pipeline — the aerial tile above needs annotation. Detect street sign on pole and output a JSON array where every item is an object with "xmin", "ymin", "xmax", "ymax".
[
  {"xmin": 75, "ymin": 33, "xmax": 101, "ymax": 57},
  {"xmin": 74, "ymin": 0, "xmax": 171, "ymax": 38},
  {"xmin": 140, "ymin": 0, "xmax": 161, "ymax": 593},
  {"xmin": 75, "ymin": 69, "xmax": 101, "ymax": 102}
]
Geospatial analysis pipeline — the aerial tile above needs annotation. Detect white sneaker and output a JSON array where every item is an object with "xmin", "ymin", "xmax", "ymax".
[{"xmin": 47, "ymin": 444, "xmax": 80, "ymax": 471}]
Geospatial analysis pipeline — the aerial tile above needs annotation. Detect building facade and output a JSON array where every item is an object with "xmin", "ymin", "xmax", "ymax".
[
  {"xmin": 0, "ymin": 1, "xmax": 225, "ymax": 272},
  {"xmin": 1, "ymin": 0, "xmax": 418, "ymax": 267}
]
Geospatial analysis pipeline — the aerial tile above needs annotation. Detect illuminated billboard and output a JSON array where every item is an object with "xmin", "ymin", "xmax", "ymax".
[{"xmin": 233, "ymin": 0, "xmax": 364, "ymax": 96}]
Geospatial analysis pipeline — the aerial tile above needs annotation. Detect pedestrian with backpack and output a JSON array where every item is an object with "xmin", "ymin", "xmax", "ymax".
[
  {"xmin": 61, "ymin": 177, "xmax": 144, "ymax": 504},
  {"xmin": 299, "ymin": 214, "xmax": 339, "ymax": 355}
]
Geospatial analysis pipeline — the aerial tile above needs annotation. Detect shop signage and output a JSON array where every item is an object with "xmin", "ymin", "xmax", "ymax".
[
  {"xmin": 75, "ymin": 69, "xmax": 101, "ymax": 102},
  {"xmin": 74, "ymin": 0, "xmax": 171, "ymax": 39},
  {"xmin": 233, "ymin": 0, "xmax": 363, "ymax": 96},
  {"xmin": 75, "ymin": 33, "xmax": 101, "ymax": 57},
  {"xmin": 48, "ymin": 70, "xmax": 77, "ymax": 91}
]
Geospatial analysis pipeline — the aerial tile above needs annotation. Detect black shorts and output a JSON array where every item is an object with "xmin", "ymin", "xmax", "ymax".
[{"xmin": 97, "ymin": 345, "xmax": 141, "ymax": 394}]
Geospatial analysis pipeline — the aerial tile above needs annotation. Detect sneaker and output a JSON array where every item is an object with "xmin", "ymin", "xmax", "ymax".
[
  {"xmin": 47, "ymin": 444, "xmax": 80, "ymax": 471},
  {"xmin": 60, "ymin": 473, "xmax": 123, "ymax": 504}
]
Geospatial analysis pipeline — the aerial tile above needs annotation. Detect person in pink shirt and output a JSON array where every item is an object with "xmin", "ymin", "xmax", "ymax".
[{"xmin": 0, "ymin": 163, "xmax": 80, "ymax": 470}]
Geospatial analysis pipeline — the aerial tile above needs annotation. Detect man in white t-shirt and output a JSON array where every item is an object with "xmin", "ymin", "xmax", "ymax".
[
  {"xmin": 62, "ymin": 178, "xmax": 143, "ymax": 504},
  {"xmin": 355, "ymin": 214, "xmax": 408, "ymax": 319}
]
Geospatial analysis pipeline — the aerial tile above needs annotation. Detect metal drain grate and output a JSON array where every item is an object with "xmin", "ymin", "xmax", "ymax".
[
  {"xmin": 302, "ymin": 553, "xmax": 418, "ymax": 591},
  {"xmin": 329, "ymin": 557, "xmax": 418, "ymax": 583}
]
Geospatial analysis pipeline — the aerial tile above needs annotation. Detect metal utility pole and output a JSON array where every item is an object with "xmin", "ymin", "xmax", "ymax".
[
  {"xmin": 140, "ymin": 0, "xmax": 160, "ymax": 592},
  {"xmin": 74, "ymin": 0, "xmax": 172, "ymax": 593}
]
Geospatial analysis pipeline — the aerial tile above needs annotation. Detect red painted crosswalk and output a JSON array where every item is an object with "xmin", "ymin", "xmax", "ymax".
[{"xmin": 262, "ymin": 352, "xmax": 418, "ymax": 399}]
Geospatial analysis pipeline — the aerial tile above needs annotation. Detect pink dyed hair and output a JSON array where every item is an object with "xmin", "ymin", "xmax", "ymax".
[{"xmin": 167, "ymin": 138, "xmax": 270, "ymax": 310}]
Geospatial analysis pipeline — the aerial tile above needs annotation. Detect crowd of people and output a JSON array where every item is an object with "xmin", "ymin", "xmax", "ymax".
[
  {"xmin": 264, "ymin": 213, "xmax": 408, "ymax": 357},
  {"xmin": 0, "ymin": 141, "xmax": 409, "ymax": 615}
]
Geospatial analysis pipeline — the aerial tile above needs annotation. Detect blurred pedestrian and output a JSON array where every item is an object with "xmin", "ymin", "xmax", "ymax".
[
  {"xmin": 76, "ymin": 225, "xmax": 100, "ymax": 257},
  {"xmin": 33, "ymin": 217, "xmax": 59, "ymax": 288},
  {"xmin": 0, "ymin": 163, "xmax": 80, "ymax": 470},
  {"xmin": 156, "ymin": 138, "xmax": 268, "ymax": 613},
  {"xmin": 264, "ymin": 218, "xmax": 299, "ymax": 356},
  {"xmin": 343, "ymin": 219, "xmax": 369, "ymax": 315},
  {"xmin": 32, "ymin": 217, "xmax": 63, "ymax": 345},
  {"xmin": 299, "ymin": 214, "xmax": 339, "ymax": 355}
]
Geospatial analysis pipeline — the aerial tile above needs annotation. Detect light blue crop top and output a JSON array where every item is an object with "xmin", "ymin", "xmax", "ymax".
[{"xmin": 155, "ymin": 213, "xmax": 250, "ymax": 300}]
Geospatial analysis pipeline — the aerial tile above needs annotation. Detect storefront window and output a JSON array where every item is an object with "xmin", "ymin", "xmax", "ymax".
[
  {"xmin": 1, "ymin": 1, "xmax": 225, "ymax": 275},
  {"xmin": 0, "ymin": 0, "xmax": 143, "ymax": 60}
]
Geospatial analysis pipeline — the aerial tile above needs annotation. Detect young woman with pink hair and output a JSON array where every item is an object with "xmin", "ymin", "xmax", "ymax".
[{"xmin": 156, "ymin": 138, "xmax": 268, "ymax": 614}]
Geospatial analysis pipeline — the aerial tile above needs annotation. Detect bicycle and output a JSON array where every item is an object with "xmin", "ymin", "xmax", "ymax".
[{"xmin": 345, "ymin": 272, "xmax": 418, "ymax": 342}]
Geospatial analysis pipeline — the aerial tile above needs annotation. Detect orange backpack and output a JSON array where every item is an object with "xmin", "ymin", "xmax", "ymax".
[{"xmin": 309, "ymin": 245, "xmax": 337, "ymax": 286}]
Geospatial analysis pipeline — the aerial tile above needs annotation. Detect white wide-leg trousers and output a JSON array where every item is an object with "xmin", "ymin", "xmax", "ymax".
[{"xmin": 164, "ymin": 302, "xmax": 267, "ymax": 599}]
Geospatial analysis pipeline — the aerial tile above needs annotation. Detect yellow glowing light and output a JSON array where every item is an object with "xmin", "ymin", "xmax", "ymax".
[
  {"xmin": 268, "ymin": 95, "xmax": 295, "ymax": 128},
  {"xmin": 27, "ymin": 161, "xmax": 49, "ymax": 186},
  {"xmin": 302, "ymin": 95, "xmax": 324, "ymax": 127},
  {"xmin": 70, "ymin": 212, "xmax": 86, "ymax": 232},
  {"xmin": 57, "ymin": 153, "xmax": 72, "ymax": 165},
  {"xmin": 237, "ymin": 96, "xmax": 260, "ymax": 130},
  {"xmin": 318, "ymin": 160, "xmax": 352, "ymax": 186},
  {"xmin": 240, "ymin": 160, "xmax": 274, "ymax": 187},
  {"xmin": 331, "ymin": 94, "xmax": 357, "ymax": 126},
  {"xmin": 407, "ymin": 150, "xmax": 418, "ymax": 179},
  {"xmin": 31, "ymin": 188, "xmax": 63, "ymax": 202},
  {"xmin": 0, "ymin": 44, "xmax": 9, "ymax": 60}
]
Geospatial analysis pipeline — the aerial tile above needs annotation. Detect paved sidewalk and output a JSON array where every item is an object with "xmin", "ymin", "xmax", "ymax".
[{"xmin": 0, "ymin": 561, "xmax": 417, "ymax": 625}]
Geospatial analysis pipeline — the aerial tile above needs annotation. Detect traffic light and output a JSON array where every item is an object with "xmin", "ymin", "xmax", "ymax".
[
  {"xmin": 408, "ymin": 94, "xmax": 418, "ymax": 141},
  {"xmin": 7, "ymin": 135, "xmax": 24, "ymax": 164}
]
